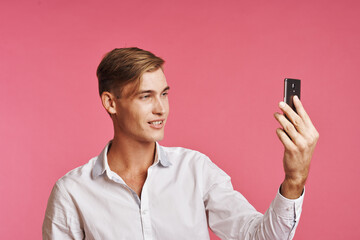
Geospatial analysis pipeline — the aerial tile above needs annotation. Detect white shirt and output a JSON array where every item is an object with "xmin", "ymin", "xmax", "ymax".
[{"xmin": 43, "ymin": 141, "xmax": 304, "ymax": 240}]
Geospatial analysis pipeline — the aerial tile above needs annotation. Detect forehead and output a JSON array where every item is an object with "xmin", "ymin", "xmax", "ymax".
[
  {"xmin": 138, "ymin": 68, "xmax": 168, "ymax": 91},
  {"xmin": 120, "ymin": 68, "xmax": 168, "ymax": 98}
]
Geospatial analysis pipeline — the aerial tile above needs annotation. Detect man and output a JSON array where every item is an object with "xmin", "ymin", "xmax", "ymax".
[{"xmin": 43, "ymin": 47, "xmax": 319, "ymax": 239}]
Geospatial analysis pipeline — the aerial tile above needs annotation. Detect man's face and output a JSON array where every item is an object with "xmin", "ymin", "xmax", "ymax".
[{"xmin": 113, "ymin": 68, "xmax": 169, "ymax": 143}]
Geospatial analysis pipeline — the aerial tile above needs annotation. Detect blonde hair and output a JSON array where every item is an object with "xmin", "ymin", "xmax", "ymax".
[{"xmin": 97, "ymin": 47, "xmax": 165, "ymax": 98}]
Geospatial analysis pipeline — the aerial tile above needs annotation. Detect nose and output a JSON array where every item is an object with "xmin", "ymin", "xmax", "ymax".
[{"xmin": 153, "ymin": 97, "xmax": 166, "ymax": 115}]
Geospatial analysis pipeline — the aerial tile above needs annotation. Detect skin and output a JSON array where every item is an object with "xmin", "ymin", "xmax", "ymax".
[
  {"xmin": 274, "ymin": 95, "xmax": 319, "ymax": 199},
  {"xmin": 101, "ymin": 68, "xmax": 169, "ymax": 197},
  {"xmin": 101, "ymin": 67, "xmax": 319, "ymax": 200}
]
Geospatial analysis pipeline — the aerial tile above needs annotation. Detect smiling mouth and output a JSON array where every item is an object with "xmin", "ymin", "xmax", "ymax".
[{"xmin": 148, "ymin": 120, "xmax": 164, "ymax": 126}]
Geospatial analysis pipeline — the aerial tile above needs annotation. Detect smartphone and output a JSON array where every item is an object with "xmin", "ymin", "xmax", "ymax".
[{"xmin": 284, "ymin": 78, "xmax": 301, "ymax": 113}]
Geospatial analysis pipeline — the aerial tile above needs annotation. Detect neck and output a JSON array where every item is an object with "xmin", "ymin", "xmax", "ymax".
[{"xmin": 107, "ymin": 135, "xmax": 156, "ymax": 174}]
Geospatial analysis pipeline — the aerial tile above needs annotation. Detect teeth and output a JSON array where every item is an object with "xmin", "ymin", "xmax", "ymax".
[{"xmin": 150, "ymin": 121, "xmax": 163, "ymax": 125}]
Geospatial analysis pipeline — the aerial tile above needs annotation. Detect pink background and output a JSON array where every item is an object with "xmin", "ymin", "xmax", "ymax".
[{"xmin": 1, "ymin": 0, "xmax": 360, "ymax": 239}]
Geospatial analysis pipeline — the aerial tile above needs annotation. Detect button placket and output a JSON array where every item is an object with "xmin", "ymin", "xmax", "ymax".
[{"xmin": 140, "ymin": 166, "xmax": 154, "ymax": 240}]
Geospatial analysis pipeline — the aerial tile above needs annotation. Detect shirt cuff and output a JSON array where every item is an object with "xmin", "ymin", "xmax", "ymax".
[{"xmin": 271, "ymin": 187, "xmax": 305, "ymax": 220}]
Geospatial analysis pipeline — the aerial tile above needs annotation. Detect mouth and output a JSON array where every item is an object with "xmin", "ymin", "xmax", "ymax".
[{"xmin": 148, "ymin": 120, "xmax": 165, "ymax": 129}]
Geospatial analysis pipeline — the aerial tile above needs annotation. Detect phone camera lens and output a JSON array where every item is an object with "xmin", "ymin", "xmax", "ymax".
[{"xmin": 292, "ymin": 83, "xmax": 295, "ymax": 89}]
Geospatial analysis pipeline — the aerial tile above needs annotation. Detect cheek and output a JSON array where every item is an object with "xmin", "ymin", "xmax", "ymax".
[
  {"xmin": 117, "ymin": 107, "xmax": 139, "ymax": 128},
  {"xmin": 165, "ymin": 101, "xmax": 170, "ymax": 115},
  {"xmin": 162, "ymin": 98, "xmax": 170, "ymax": 110},
  {"xmin": 129, "ymin": 105, "xmax": 151, "ymax": 123}
]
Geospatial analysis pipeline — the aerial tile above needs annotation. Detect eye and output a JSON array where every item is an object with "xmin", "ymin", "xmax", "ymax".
[
  {"xmin": 140, "ymin": 95, "xmax": 151, "ymax": 100},
  {"xmin": 161, "ymin": 91, "xmax": 169, "ymax": 97}
]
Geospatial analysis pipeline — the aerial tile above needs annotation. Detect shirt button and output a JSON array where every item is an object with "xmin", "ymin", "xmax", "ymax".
[{"xmin": 142, "ymin": 209, "xmax": 148, "ymax": 215}]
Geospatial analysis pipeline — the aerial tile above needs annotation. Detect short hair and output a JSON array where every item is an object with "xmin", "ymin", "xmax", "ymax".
[{"xmin": 96, "ymin": 47, "xmax": 165, "ymax": 98}]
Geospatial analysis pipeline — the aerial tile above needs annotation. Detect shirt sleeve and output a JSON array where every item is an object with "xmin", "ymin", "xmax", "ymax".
[
  {"xmin": 202, "ymin": 156, "xmax": 304, "ymax": 240},
  {"xmin": 42, "ymin": 180, "xmax": 84, "ymax": 240}
]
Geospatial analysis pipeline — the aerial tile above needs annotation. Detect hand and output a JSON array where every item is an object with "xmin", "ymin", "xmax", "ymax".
[{"xmin": 274, "ymin": 96, "xmax": 319, "ymax": 199}]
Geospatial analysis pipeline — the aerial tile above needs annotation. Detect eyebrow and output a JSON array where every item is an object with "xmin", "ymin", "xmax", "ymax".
[{"xmin": 137, "ymin": 86, "xmax": 170, "ymax": 95}]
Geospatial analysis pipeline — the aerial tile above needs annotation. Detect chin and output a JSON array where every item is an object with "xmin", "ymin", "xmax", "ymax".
[
  {"xmin": 153, "ymin": 135, "xmax": 164, "ymax": 142},
  {"xmin": 151, "ymin": 133, "xmax": 165, "ymax": 142},
  {"xmin": 136, "ymin": 133, "xmax": 164, "ymax": 144}
]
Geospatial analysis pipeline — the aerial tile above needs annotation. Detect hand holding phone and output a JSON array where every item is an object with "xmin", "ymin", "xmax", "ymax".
[{"xmin": 276, "ymin": 77, "xmax": 319, "ymax": 199}]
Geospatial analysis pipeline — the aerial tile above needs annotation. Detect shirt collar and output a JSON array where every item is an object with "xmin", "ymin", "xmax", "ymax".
[
  {"xmin": 92, "ymin": 141, "xmax": 171, "ymax": 179},
  {"xmin": 156, "ymin": 142, "xmax": 171, "ymax": 167},
  {"xmin": 91, "ymin": 141, "xmax": 110, "ymax": 179}
]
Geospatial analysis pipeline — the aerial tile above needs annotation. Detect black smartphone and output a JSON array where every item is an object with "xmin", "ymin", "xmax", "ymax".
[{"xmin": 284, "ymin": 78, "xmax": 301, "ymax": 113}]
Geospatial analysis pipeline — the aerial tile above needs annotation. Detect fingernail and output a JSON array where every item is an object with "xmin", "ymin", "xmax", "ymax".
[
  {"xmin": 294, "ymin": 95, "xmax": 299, "ymax": 101},
  {"xmin": 279, "ymin": 102, "xmax": 286, "ymax": 108}
]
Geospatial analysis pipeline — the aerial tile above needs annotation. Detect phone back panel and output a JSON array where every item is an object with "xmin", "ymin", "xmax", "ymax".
[{"xmin": 284, "ymin": 78, "xmax": 301, "ymax": 112}]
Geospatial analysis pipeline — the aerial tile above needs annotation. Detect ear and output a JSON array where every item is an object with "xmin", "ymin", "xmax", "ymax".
[{"xmin": 101, "ymin": 91, "xmax": 117, "ymax": 115}]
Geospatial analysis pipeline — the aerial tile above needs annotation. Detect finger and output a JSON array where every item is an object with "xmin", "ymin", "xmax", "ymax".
[
  {"xmin": 274, "ymin": 112, "xmax": 311, "ymax": 152},
  {"xmin": 279, "ymin": 101, "xmax": 307, "ymax": 135},
  {"xmin": 292, "ymin": 96, "xmax": 312, "ymax": 127},
  {"xmin": 274, "ymin": 112, "xmax": 301, "ymax": 142},
  {"xmin": 293, "ymin": 96, "xmax": 320, "ymax": 140},
  {"xmin": 276, "ymin": 128, "xmax": 296, "ymax": 150}
]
